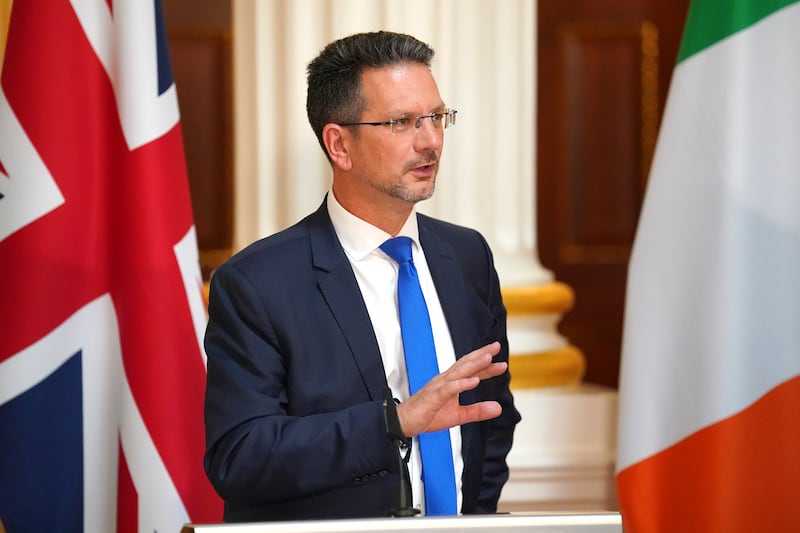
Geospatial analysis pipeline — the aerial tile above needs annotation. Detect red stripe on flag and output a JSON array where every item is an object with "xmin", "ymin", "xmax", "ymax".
[
  {"xmin": 1, "ymin": 0, "xmax": 112, "ymax": 359},
  {"xmin": 617, "ymin": 375, "xmax": 800, "ymax": 532},
  {"xmin": 117, "ymin": 441, "xmax": 138, "ymax": 533}
]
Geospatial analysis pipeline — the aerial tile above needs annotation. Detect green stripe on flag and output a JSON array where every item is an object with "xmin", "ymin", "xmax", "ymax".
[{"xmin": 677, "ymin": 0, "xmax": 799, "ymax": 62}]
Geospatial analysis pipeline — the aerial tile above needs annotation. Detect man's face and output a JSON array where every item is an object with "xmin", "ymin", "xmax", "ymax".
[{"xmin": 348, "ymin": 63, "xmax": 446, "ymax": 206}]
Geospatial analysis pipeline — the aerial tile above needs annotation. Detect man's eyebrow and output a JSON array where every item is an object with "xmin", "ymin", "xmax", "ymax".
[{"xmin": 388, "ymin": 104, "xmax": 447, "ymax": 116}]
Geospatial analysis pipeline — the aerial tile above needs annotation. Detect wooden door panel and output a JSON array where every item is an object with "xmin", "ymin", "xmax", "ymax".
[
  {"xmin": 163, "ymin": 0, "xmax": 233, "ymax": 279},
  {"xmin": 537, "ymin": 0, "xmax": 689, "ymax": 387}
]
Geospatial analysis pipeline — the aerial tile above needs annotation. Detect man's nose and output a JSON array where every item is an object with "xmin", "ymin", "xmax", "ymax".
[{"xmin": 413, "ymin": 118, "xmax": 443, "ymax": 150}]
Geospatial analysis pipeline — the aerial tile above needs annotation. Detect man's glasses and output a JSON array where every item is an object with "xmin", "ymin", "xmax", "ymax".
[{"xmin": 340, "ymin": 109, "xmax": 457, "ymax": 135}]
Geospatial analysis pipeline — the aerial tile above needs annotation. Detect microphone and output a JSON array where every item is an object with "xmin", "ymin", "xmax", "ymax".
[{"xmin": 383, "ymin": 388, "xmax": 420, "ymax": 517}]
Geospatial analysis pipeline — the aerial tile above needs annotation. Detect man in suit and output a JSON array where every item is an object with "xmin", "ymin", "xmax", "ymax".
[{"xmin": 203, "ymin": 30, "xmax": 520, "ymax": 522}]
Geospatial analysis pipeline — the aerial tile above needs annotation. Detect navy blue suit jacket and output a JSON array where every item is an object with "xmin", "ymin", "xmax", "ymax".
[{"xmin": 203, "ymin": 201, "xmax": 520, "ymax": 522}]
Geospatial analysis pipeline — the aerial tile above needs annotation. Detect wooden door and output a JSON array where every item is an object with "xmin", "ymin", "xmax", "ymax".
[
  {"xmin": 162, "ymin": 0, "xmax": 233, "ymax": 280},
  {"xmin": 537, "ymin": 0, "xmax": 690, "ymax": 388}
]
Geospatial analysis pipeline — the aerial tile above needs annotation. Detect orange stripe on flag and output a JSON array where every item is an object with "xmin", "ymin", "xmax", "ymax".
[{"xmin": 617, "ymin": 375, "xmax": 800, "ymax": 533}]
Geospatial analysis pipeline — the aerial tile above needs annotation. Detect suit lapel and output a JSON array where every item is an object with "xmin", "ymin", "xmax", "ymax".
[
  {"xmin": 417, "ymin": 218, "xmax": 481, "ymax": 461},
  {"xmin": 306, "ymin": 203, "xmax": 388, "ymax": 401},
  {"xmin": 418, "ymin": 220, "xmax": 477, "ymax": 361}
]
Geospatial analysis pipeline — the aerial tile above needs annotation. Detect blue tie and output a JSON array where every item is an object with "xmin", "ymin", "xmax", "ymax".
[{"xmin": 381, "ymin": 236, "xmax": 458, "ymax": 516}]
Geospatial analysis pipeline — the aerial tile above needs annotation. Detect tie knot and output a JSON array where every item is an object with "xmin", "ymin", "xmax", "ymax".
[{"xmin": 380, "ymin": 236, "xmax": 413, "ymax": 264}]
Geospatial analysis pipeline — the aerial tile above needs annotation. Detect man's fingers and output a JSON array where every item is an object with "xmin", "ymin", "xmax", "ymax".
[
  {"xmin": 436, "ymin": 360, "xmax": 507, "ymax": 398},
  {"xmin": 446, "ymin": 342, "xmax": 502, "ymax": 378},
  {"xmin": 475, "ymin": 361, "xmax": 508, "ymax": 380},
  {"xmin": 456, "ymin": 401, "xmax": 502, "ymax": 425},
  {"xmin": 398, "ymin": 342, "xmax": 507, "ymax": 436}
]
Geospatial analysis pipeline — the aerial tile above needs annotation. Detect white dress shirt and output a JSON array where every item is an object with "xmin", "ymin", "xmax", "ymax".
[{"xmin": 326, "ymin": 191, "xmax": 464, "ymax": 515}]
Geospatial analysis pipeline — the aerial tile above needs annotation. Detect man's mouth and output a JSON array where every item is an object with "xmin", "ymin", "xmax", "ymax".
[
  {"xmin": 409, "ymin": 158, "xmax": 438, "ymax": 172},
  {"xmin": 409, "ymin": 162, "xmax": 436, "ymax": 176}
]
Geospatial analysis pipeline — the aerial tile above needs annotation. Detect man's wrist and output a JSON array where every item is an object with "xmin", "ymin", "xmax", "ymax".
[{"xmin": 382, "ymin": 388, "xmax": 409, "ymax": 445}]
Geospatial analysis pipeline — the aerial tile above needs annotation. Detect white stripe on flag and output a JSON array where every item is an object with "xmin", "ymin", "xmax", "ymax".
[
  {"xmin": 0, "ymin": 88, "xmax": 65, "ymax": 241},
  {"xmin": 69, "ymin": 0, "xmax": 180, "ymax": 150},
  {"xmin": 174, "ymin": 225, "xmax": 209, "ymax": 367}
]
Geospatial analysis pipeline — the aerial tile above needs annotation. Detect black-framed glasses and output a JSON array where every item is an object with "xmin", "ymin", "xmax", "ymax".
[{"xmin": 340, "ymin": 108, "xmax": 458, "ymax": 135}]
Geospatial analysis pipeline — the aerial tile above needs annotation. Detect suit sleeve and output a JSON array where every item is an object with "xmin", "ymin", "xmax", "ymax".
[
  {"xmin": 476, "ymin": 360, "xmax": 519, "ymax": 512},
  {"xmin": 203, "ymin": 262, "xmax": 397, "ymax": 505},
  {"xmin": 473, "ymin": 233, "xmax": 522, "ymax": 513}
]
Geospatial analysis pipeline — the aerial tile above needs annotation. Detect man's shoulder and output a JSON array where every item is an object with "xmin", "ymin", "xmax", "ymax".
[
  {"xmin": 228, "ymin": 224, "xmax": 308, "ymax": 266},
  {"xmin": 417, "ymin": 213, "xmax": 488, "ymax": 251},
  {"xmin": 221, "ymin": 208, "xmax": 332, "ymax": 273}
]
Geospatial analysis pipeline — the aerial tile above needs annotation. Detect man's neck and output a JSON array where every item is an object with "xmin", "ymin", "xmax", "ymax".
[{"xmin": 331, "ymin": 183, "xmax": 415, "ymax": 236}]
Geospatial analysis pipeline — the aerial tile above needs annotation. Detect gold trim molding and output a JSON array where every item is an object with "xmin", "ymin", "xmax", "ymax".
[
  {"xmin": 510, "ymin": 346, "xmax": 586, "ymax": 389},
  {"xmin": 200, "ymin": 247, "xmax": 233, "ymax": 277},
  {"xmin": 502, "ymin": 282, "xmax": 585, "ymax": 388},
  {"xmin": 1, "ymin": 0, "xmax": 12, "ymax": 72},
  {"xmin": 502, "ymin": 281, "xmax": 575, "ymax": 316},
  {"xmin": 640, "ymin": 20, "xmax": 659, "ymax": 187}
]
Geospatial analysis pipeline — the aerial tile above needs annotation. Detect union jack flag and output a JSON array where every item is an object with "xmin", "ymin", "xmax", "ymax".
[{"xmin": 0, "ymin": 1, "xmax": 223, "ymax": 531}]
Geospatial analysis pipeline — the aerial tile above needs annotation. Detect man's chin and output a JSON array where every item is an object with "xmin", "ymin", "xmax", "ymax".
[
  {"xmin": 407, "ymin": 184, "xmax": 435, "ymax": 203},
  {"xmin": 379, "ymin": 177, "xmax": 436, "ymax": 204}
]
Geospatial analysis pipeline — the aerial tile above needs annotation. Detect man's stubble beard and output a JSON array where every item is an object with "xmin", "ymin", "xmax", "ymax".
[
  {"xmin": 367, "ymin": 151, "xmax": 439, "ymax": 204},
  {"xmin": 379, "ymin": 178, "xmax": 436, "ymax": 203}
]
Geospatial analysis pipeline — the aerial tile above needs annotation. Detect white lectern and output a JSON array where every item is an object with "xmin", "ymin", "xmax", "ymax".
[{"xmin": 181, "ymin": 512, "xmax": 622, "ymax": 533}]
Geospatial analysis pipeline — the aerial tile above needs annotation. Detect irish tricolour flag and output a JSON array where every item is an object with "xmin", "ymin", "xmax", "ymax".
[{"xmin": 616, "ymin": 0, "xmax": 800, "ymax": 531}]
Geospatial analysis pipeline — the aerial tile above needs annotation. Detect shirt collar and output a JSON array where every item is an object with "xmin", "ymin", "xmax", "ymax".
[{"xmin": 327, "ymin": 190, "xmax": 421, "ymax": 261}]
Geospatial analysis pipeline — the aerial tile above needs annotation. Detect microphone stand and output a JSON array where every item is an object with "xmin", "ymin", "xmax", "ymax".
[{"xmin": 383, "ymin": 388, "xmax": 420, "ymax": 517}]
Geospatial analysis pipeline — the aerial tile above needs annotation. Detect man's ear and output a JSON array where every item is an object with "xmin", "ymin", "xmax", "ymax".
[{"xmin": 323, "ymin": 124, "xmax": 353, "ymax": 171}]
